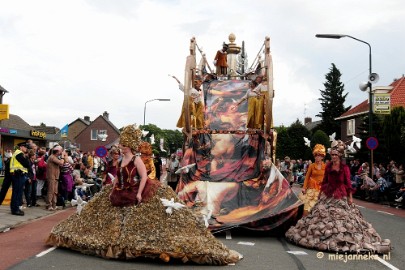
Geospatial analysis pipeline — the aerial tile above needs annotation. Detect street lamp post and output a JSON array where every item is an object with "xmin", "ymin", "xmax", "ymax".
[
  {"xmin": 316, "ymin": 34, "xmax": 374, "ymax": 176},
  {"xmin": 143, "ymin": 98, "xmax": 171, "ymax": 126}
]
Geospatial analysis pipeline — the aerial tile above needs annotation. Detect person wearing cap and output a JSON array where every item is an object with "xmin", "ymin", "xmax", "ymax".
[
  {"xmin": 9, "ymin": 142, "xmax": 30, "ymax": 216},
  {"xmin": 299, "ymin": 144, "xmax": 326, "ymax": 216}
]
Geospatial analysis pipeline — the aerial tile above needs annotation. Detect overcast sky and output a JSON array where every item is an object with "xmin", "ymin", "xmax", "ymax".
[{"xmin": 1, "ymin": 0, "xmax": 404, "ymax": 131}]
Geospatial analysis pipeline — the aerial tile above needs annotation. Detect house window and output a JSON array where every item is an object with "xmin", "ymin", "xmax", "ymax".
[
  {"xmin": 91, "ymin": 129, "xmax": 108, "ymax": 140},
  {"xmin": 347, "ymin": 119, "xmax": 355, "ymax": 136},
  {"xmin": 98, "ymin": 130, "xmax": 107, "ymax": 140},
  {"xmin": 91, "ymin": 129, "xmax": 98, "ymax": 140}
]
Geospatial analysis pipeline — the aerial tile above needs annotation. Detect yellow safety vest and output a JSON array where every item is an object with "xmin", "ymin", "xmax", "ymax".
[{"xmin": 10, "ymin": 149, "xmax": 28, "ymax": 173}]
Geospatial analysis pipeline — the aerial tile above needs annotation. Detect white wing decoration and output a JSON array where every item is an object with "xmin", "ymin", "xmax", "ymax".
[
  {"xmin": 347, "ymin": 144, "xmax": 357, "ymax": 153},
  {"xmin": 175, "ymin": 163, "xmax": 196, "ymax": 174},
  {"xmin": 150, "ymin": 134, "xmax": 155, "ymax": 145},
  {"xmin": 202, "ymin": 209, "xmax": 213, "ymax": 228},
  {"xmin": 141, "ymin": 130, "xmax": 149, "ymax": 137},
  {"xmin": 160, "ymin": 198, "xmax": 185, "ymax": 215},
  {"xmin": 108, "ymin": 173, "xmax": 115, "ymax": 182},
  {"xmin": 71, "ymin": 189, "xmax": 88, "ymax": 215},
  {"xmin": 329, "ymin": 132, "xmax": 336, "ymax": 142},
  {"xmin": 303, "ymin": 137, "xmax": 311, "ymax": 147},
  {"xmin": 352, "ymin": 135, "xmax": 362, "ymax": 149}
]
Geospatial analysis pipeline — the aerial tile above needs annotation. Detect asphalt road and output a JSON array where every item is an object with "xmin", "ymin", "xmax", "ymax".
[{"xmin": 2, "ymin": 199, "xmax": 403, "ymax": 270}]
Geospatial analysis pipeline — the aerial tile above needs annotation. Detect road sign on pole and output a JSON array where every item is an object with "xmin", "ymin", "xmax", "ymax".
[
  {"xmin": 95, "ymin": 146, "xmax": 108, "ymax": 158},
  {"xmin": 366, "ymin": 137, "xmax": 378, "ymax": 150}
]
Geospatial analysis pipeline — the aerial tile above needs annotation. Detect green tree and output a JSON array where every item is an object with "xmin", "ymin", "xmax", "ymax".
[
  {"xmin": 139, "ymin": 124, "xmax": 183, "ymax": 157},
  {"xmin": 287, "ymin": 119, "xmax": 311, "ymax": 159},
  {"xmin": 275, "ymin": 125, "xmax": 289, "ymax": 160},
  {"xmin": 316, "ymin": 63, "xmax": 351, "ymax": 138},
  {"xmin": 355, "ymin": 114, "xmax": 387, "ymax": 164},
  {"xmin": 382, "ymin": 106, "xmax": 405, "ymax": 164}
]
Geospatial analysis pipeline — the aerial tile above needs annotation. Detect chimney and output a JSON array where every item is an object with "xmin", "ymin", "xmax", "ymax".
[
  {"xmin": 84, "ymin": 116, "xmax": 90, "ymax": 122},
  {"xmin": 103, "ymin": 111, "xmax": 109, "ymax": 119},
  {"xmin": 304, "ymin": 117, "xmax": 312, "ymax": 125}
]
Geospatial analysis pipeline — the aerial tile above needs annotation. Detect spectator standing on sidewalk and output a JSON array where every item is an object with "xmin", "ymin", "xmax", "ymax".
[
  {"xmin": 153, "ymin": 154, "xmax": 163, "ymax": 181},
  {"xmin": 0, "ymin": 154, "xmax": 12, "ymax": 205},
  {"xmin": 166, "ymin": 154, "xmax": 179, "ymax": 190},
  {"xmin": 36, "ymin": 149, "xmax": 47, "ymax": 199},
  {"xmin": 25, "ymin": 150, "xmax": 39, "ymax": 207},
  {"xmin": 10, "ymin": 142, "xmax": 30, "ymax": 216},
  {"xmin": 46, "ymin": 146, "xmax": 67, "ymax": 211},
  {"xmin": 280, "ymin": 156, "xmax": 293, "ymax": 186}
]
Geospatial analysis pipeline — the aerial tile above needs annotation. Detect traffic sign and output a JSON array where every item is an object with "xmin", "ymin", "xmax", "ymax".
[
  {"xmin": 95, "ymin": 146, "xmax": 108, "ymax": 158},
  {"xmin": 366, "ymin": 137, "xmax": 378, "ymax": 150}
]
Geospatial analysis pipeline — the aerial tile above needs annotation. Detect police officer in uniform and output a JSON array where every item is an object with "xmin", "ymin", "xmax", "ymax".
[{"xmin": 10, "ymin": 142, "xmax": 30, "ymax": 216}]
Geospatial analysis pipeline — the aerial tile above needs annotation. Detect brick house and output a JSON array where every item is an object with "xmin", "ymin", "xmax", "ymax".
[
  {"xmin": 335, "ymin": 75, "xmax": 405, "ymax": 142},
  {"xmin": 72, "ymin": 112, "xmax": 120, "ymax": 153}
]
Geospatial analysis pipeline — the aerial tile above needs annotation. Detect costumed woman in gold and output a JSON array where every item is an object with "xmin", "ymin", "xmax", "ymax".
[
  {"xmin": 299, "ymin": 144, "xmax": 326, "ymax": 216},
  {"xmin": 172, "ymin": 75, "xmax": 204, "ymax": 129},
  {"xmin": 233, "ymin": 77, "xmax": 267, "ymax": 129},
  {"xmin": 47, "ymin": 125, "xmax": 241, "ymax": 265},
  {"xmin": 138, "ymin": 141, "xmax": 156, "ymax": 180}
]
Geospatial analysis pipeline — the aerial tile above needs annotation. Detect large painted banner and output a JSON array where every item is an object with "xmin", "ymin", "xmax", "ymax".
[
  {"xmin": 176, "ymin": 80, "xmax": 302, "ymax": 231},
  {"xmin": 178, "ymin": 133, "xmax": 302, "ymax": 231},
  {"xmin": 204, "ymin": 80, "xmax": 249, "ymax": 130}
]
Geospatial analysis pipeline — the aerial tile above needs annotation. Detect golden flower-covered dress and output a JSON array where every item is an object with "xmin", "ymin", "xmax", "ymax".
[{"xmin": 46, "ymin": 164, "xmax": 241, "ymax": 265}]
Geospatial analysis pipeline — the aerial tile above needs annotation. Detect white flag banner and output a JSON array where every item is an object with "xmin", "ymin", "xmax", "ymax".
[{"xmin": 160, "ymin": 138, "xmax": 166, "ymax": 152}]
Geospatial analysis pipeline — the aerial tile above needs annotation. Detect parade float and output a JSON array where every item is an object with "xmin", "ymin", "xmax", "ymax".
[{"xmin": 174, "ymin": 34, "xmax": 303, "ymax": 232}]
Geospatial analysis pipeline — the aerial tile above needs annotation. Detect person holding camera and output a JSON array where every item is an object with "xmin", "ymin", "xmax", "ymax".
[{"xmin": 46, "ymin": 145, "xmax": 68, "ymax": 211}]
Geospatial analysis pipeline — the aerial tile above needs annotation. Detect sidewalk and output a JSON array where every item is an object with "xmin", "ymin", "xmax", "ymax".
[{"xmin": 0, "ymin": 198, "xmax": 70, "ymax": 232}]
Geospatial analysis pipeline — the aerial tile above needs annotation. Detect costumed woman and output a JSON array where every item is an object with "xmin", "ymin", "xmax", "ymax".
[
  {"xmin": 138, "ymin": 141, "xmax": 157, "ymax": 181},
  {"xmin": 285, "ymin": 140, "xmax": 391, "ymax": 254},
  {"xmin": 171, "ymin": 75, "xmax": 204, "ymax": 129},
  {"xmin": 47, "ymin": 125, "xmax": 241, "ymax": 265},
  {"xmin": 233, "ymin": 80, "xmax": 264, "ymax": 129},
  {"xmin": 299, "ymin": 144, "xmax": 326, "ymax": 216},
  {"xmin": 102, "ymin": 146, "xmax": 121, "ymax": 186}
]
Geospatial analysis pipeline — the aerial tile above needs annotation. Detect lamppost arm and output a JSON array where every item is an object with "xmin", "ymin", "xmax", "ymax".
[
  {"xmin": 143, "ymin": 98, "xmax": 171, "ymax": 126},
  {"xmin": 316, "ymin": 34, "xmax": 371, "ymax": 74}
]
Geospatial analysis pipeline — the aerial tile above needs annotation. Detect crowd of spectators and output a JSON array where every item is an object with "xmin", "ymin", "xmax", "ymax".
[
  {"xmin": 349, "ymin": 159, "xmax": 405, "ymax": 208},
  {"xmin": 277, "ymin": 156, "xmax": 405, "ymax": 209}
]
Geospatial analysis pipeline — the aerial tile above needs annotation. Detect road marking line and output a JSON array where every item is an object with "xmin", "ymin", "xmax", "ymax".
[
  {"xmin": 356, "ymin": 205, "xmax": 365, "ymax": 208},
  {"xmin": 226, "ymin": 230, "xmax": 232, "ymax": 239},
  {"xmin": 377, "ymin": 210, "xmax": 394, "ymax": 216},
  {"xmin": 287, "ymin": 251, "xmax": 308, "ymax": 255},
  {"xmin": 376, "ymin": 256, "xmax": 400, "ymax": 270},
  {"xmin": 36, "ymin": 247, "xmax": 56, "ymax": 257},
  {"xmin": 237, "ymin": 241, "xmax": 255, "ymax": 246}
]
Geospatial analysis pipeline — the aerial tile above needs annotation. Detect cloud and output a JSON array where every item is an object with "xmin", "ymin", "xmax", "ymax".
[{"xmin": 0, "ymin": 0, "xmax": 404, "ymax": 131}]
